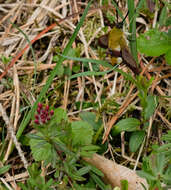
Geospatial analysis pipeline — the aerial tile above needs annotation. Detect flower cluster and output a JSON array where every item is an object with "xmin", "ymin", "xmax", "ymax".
[{"xmin": 34, "ymin": 103, "xmax": 54, "ymax": 125}]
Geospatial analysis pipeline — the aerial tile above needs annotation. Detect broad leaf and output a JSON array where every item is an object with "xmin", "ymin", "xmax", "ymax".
[
  {"xmin": 144, "ymin": 95, "xmax": 157, "ymax": 120},
  {"xmin": 112, "ymin": 118, "xmax": 140, "ymax": 136},
  {"xmin": 137, "ymin": 29, "xmax": 171, "ymax": 56},
  {"xmin": 71, "ymin": 121, "xmax": 94, "ymax": 146},
  {"xmin": 129, "ymin": 131, "xmax": 145, "ymax": 152},
  {"xmin": 80, "ymin": 112, "xmax": 102, "ymax": 130},
  {"xmin": 29, "ymin": 133, "xmax": 52, "ymax": 161}
]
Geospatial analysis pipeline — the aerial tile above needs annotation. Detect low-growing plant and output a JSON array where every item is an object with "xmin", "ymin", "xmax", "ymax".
[
  {"xmin": 137, "ymin": 152, "xmax": 171, "ymax": 190},
  {"xmin": 25, "ymin": 103, "xmax": 111, "ymax": 189}
]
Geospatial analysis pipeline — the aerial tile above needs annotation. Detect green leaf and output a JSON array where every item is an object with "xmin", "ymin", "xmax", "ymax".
[
  {"xmin": 112, "ymin": 118, "xmax": 140, "ymax": 136},
  {"xmin": 58, "ymin": 53, "xmax": 113, "ymax": 69},
  {"xmin": 129, "ymin": 131, "xmax": 145, "ymax": 152},
  {"xmin": 157, "ymin": 143, "xmax": 171, "ymax": 152},
  {"xmin": 90, "ymin": 173, "xmax": 107, "ymax": 190},
  {"xmin": 0, "ymin": 165, "xmax": 11, "ymax": 175},
  {"xmin": 156, "ymin": 153, "xmax": 166, "ymax": 174},
  {"xmin": 56, "ymin": 63, "xmax": 64, "ymax": 77},
  {"xmin": 161, "ymin": 130, "xmax": 171, "ymax": 142},
  {"xmin": 71, "ymin": 121, "xmax": 94, "ymax": 146},
  {"xmin": 144, "ymin": 95, "xmax": 157, "ymax": 120},
  {"xmin": 80, "ymin": 151, "xmax": 96, "ymax": 157},
  {"xmin": 80, "ymin": 112, "xmax": 102, "ymax": 130},
  {"xmin": 29, "ymin": 133, "xmax": 52, "ymax": 161},
  {"xmin": 136, "ymin": 170, "xmax": 156, "ymax": 181},
  {"xmin": 27, "ymin": 133, "xmax": 44, "ymax": 140},
  {"xmin": 159, "ymin": 6, "xmax": 167, "ymax": 26},
  {"xmin": 166, "ymin": 16, "xmax": 171, "ymax": 27},
  {"xmin": 50, "ymin": 108, "xmax": 68, "ymax": 125},
  {"xmin": 165, "ymin": 48, "xmax": 171, "ymax": 65},
  {"xmin": 81, "ymin": 145, "xmax": 100, "ymax": 151},
  {"xmin": 90, "ymin": 165, "xmax": 104, "ymax": 177},
  {"xmin": 77, "ymin": 165, "xmax": 91, "ymax": 176},
  {"xmin": 137, "ymin": 29, "xmax": 171, "ymax": 56},
  {"xmin": 121, "ymin": 180, "xmax": 128, "ymax": 190}
]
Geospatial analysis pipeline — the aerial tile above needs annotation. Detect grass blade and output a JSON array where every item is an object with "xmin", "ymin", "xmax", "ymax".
[{"xmin": 16, "ymin": 0, "xmax": 93, "ymax": 140}]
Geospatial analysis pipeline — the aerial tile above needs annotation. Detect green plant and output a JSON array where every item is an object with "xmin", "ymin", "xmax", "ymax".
[
  {"xmin": 25, "ymin": 103, "xmax": 110, "ymax": 189},
  {"xmin": 137, "ymin": 28, "xmax": 171, "ymax": 65},
  {"xmin": 157, "ymin": 130, "xmax": 171, "ymax": 160},
  {"xmin": 136, "ymin": 130, "xmax": 171, "ymax": 190},
  {"xmin": 110, "ymin": 73, "xmax": 158, "ymax": 153},
  {"xmin": 0, "ymin": 164, "xmax": 11, "ymax": 175},
  {"xmin": 18, "ymin": 163, "xmax": 57, "ymax": 190},
  {"xmin": 136, "ymin": 152, "xmax": 171, "ymax": 190}
]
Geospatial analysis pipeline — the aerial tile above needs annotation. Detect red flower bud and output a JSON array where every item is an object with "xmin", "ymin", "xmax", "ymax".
[
  {"xmin": 42, "ymin": 109, "xmax": 46, "ymax": 114},
  {"xmin": 42, "ymin": 119, "xmax": 46, "ymax": 123},
  {"xmin": 45, "ymin": 105, "xmax": 49, "ymax": 111},
  {"xmin": 34, "ymin": 120, "xmax": 39, "ymax": 124},
  {"xmin": 35, "ymin": 114, "xmax": 39, "ymax": 119},
  {"xmin": 50, "ymin": 110, "xmax": 54, "ymax": 115},
  {"xmin": 38, "ymin": 102, "xmax": 43, "ymax": 109},
  {"xmin": 37, "ymin": 107, "xmax": 41, "ymax": 114},
  {"xmin": 40, "ymin": 114, "xmax": 45, "ymax": 119}
]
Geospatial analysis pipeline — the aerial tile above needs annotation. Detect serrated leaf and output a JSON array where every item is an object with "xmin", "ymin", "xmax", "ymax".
[
  {"xmin": 129, "ymin": 131, "xmax": 145, "ymax": 152},
  {"xmin": 137, "ymin": 29, "xmax": 170, "ymax": 56},
  {"xmin": 71, "ymin": 121, "xmax": 94, "ymax": 146},
  {"xmin": 50, "ymin": 107, "xmax": 67, "ymax": 125},
  {"xmin": 144, "ymin": 95, "xmax": 157, "ymax": 120},
  {"xmin": 112, "ymin": 118, "xmax": 140, "ymax": 136},
  {"xmin": 29, "ymin": 133, "xmax": 52, "ymax": 161}
]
